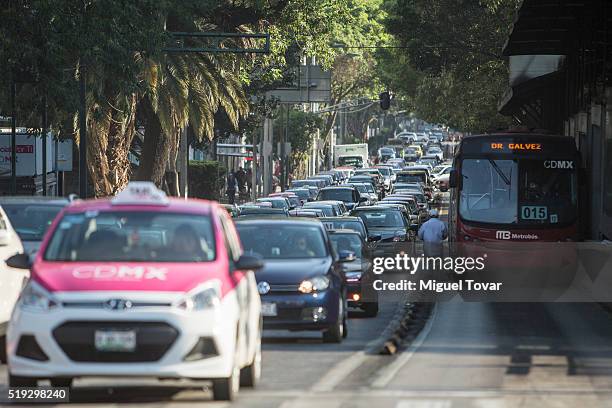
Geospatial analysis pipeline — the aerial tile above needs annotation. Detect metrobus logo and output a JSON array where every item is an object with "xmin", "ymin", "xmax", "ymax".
[
  {"xmin": 495, "ymin": 231, "xmax": 511, "ymax": 240},
  {"xmin": 495, "ymin": 231, "xmax": 539, "ymax": 240}
]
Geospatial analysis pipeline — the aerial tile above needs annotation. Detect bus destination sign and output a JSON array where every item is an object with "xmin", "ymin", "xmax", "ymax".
[{"xmin": 485, "ymin": 142, "xmax": 542, "ymax": 153}]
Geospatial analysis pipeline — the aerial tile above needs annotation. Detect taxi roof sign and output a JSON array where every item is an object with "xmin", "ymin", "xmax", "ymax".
[{"xmin": 112, "ymin": 182, "xmax": 170, "ymax": 206}]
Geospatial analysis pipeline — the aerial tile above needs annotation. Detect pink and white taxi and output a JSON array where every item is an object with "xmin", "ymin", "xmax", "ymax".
[{"xmin": 6, "ymin": 182, "xmax": 263, "ymax": 401}]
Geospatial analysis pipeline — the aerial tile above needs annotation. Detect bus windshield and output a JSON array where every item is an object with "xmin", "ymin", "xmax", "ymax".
[{"xmin": 459, "ymin": 159, "xmax": 577, "ymax": 225}]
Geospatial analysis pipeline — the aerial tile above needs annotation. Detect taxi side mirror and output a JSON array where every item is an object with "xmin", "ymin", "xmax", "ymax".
[
  {"xmin": 235, "ymin": 254, "xmax": 264, "ymax": 271},
  {"xmin": 6, "ymin": 253, "xmax": 31, "ymax": 270}
]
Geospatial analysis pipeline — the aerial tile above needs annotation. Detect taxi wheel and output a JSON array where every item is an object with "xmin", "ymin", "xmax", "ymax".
[
  {"xmin": 9, "ymin": 374, "xmax": 38, "ymax": 387},
  {"xmin": 323, "ymin": 298, "xmax": 344, "ymax": 343},
  {"xmin": 212, "ymin": 359, "xmax": 240, "ymax": 401},
  {"xmin": 240, "ymin": 334, "xmax": 261, "ymax": 388},
  {"xmin": 363, "ymin": 302, "xmax": 379, "ymax": 317}
]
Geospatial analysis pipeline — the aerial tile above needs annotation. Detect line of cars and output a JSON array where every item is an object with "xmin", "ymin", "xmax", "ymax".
[
  {"xmin": 218, "ymin": 161, "xmax": 448, "ymax": 345},
  {"xmin": 0, "ymin": 154, "xmax": 449, "ymax": 400}
]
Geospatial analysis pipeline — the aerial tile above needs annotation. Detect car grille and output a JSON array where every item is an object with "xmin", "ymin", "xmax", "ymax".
[
  {"xmin": 52, "ymin": 321, "xmax": 178, "ymax": 363},
  {"xmin": 61, "ymin": 301, "xmax": 172, "ymax": 309},
  {"xmin": 269, "ymin": 284, "xmax": 298, "ymax": 293}
]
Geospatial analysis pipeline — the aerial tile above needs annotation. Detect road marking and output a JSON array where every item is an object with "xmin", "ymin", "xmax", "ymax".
[
  {"xmin": 371, "ymin": 303, "xmax": 438, "ymax": 388},
  {"xmin": 310, "ymin": 350, "xmax": 369, "ymax": 392},
  {"xmin": 396, "ymin": 400, "xmax": 452, "ymax": 408}
]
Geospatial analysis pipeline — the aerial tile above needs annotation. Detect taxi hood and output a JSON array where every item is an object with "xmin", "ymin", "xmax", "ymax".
[{"xmin": 31, "ymin": 260, "xmax": 235, "ymax": 294}]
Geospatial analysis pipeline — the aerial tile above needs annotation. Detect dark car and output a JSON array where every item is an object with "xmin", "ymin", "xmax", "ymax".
[
  {"xmin": 256, "ymin": 197, "xmax": 291, "ymax": 210},
  {"xmin": 302, "ymin": 202, "xmax": 342, "ymax": 216},
  {"xmin": 350, "ymin": 206, "xmax": 413, "ymax": 255},
  {"xmin": 237, "ymin": 207, "xmax": 290, "ymax": 218},
  {"xmin": 328, "ymin": 229, "xmax": 378, "ymax": 317},
  {"xmin": 289, "ymin": 209, "xmax": 325, "ymax": 218},
  {"xmin": 316, "ymin": 186, "xmax": 365, "ymax": 211},
  {"xmin": 287, "ymin": 188, "xmax": 313, "ymax": 203},
  {"xmin": 236, "ymin": 219, "xmax": 352, "ymax": 343},
  {"xmin": 0, "ymin": 196, "xmax": 70, "ymax": 255},
  {"xmin": 320, "ymin": 216, "xmax": 369, "ymax": 241}
]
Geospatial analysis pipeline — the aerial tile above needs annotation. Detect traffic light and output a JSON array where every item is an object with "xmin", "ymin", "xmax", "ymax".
[{"xmin": 379, "ymin": 91, "xmax": 391, "ymax": 110}]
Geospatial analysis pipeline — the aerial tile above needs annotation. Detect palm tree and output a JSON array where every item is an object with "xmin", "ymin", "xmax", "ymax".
[{"xmin": 134, "ymin": 51, "xmax": 248, "ymax": 192}]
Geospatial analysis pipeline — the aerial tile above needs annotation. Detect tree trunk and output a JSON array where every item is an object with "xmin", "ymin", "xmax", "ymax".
[
  {"xmin": 86, "ymin": 94, "xmax": 137, "ymax": 197},
  {"xmin": 134, "ymin": 96, "xmax": 172, "ymax": 186}
]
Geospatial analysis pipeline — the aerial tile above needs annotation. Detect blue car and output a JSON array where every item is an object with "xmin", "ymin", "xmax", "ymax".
[{"xmin": 236, "ymin": 218, "xmax": 353, "ymax": 343}]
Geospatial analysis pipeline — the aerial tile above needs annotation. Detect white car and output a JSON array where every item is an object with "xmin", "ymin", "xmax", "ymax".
[
  {"xmin": 6, "ymin": 183, "xmax": 263, "ymax": 401},
  {"xmin": 0, "ymin": 206, "xmax": 27, "ymax": 363}
]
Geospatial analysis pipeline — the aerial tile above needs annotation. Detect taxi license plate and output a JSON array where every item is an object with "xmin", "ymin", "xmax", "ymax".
[
  {"xmin": 261, "ymin": 302, "xmax": 277, "ymax": 317},
  {"xmin": 94, "ymin": 330, "xmax": 136, "ymax": 352}
]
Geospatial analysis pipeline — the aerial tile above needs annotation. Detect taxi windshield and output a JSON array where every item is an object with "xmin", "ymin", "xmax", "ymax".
[{"xmin": 44, "ymin": 211, "xmax": 216, "ymax": 262}]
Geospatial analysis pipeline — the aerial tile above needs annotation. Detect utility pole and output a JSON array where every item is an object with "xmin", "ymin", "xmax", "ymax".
[
  {"xmin": 42, "ymin": 94, "xmax": 48, "ymax": 195},
  {"xmin": 10, "ymin": 80, "xmax": 17, "ymax": 195}
]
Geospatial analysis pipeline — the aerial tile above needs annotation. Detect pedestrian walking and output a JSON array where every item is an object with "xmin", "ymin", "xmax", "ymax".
[
  {"xmin": 226, "ymin": 171, "xmax": 238, "ymax": 204},
  {"xmin": 418, "ymin": 209, "xmax": 447, "ymax": 258}
]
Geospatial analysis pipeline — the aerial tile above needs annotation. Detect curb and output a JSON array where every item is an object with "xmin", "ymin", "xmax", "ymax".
[{"xmin": 367, "ymin": 302, "xmax": 434, "ymax": 355}]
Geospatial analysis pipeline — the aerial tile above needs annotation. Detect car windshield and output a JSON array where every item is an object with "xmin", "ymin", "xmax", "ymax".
[
  {"xmin": 2, "ymin": 203, "xmax": 64, "ymax": 241},
  {"xmin": 322, "ymin": 220, "xmax": 366, "ymax": 237},
  {"xmin": 44, "ymin": 211, "xmax": 216, "ymax": 262},
  {"xmin": 329, "ymin": 234, "xmax": 362, "ymax": 258},
  {"xmin": 257, "ymin": 199, "xmax": 287, "ymax": 209},
  {"xmin": 459, "ymin": 159, "xmax": 577, "ymax": 225},
  {"xmin": 318, "ymin": 189, "xmax": 354, "ymax": 202},
  {"xmin": 338, "ymin": 156, "xmax": 363, "ymax": 167},
  {"xmin": 376, "ymin": 167, "xmax": 391, "ymax": 176},
  {"xmin": 303, "ymin": 205, "xmax": 334, "ymax": 216},
  {"xmin": 356, "ymin": 210, "xmax": 405, "ymax": 228},
  {"xmin": 237, "ymin": 224, "xmax": 327, "ymax": 259},
  {"xmin": 397, "ymin": 173, "xmax": 425, "ymax": 183}
]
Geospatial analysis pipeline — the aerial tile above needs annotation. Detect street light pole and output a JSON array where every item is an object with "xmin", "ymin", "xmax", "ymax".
[
  {"xmin": 10, "ymin": 80, "xmax": 17, "ymax": 195},
  {"xmin": 42, "ymin": 94, "xmax": 47, "ymax": 196}
]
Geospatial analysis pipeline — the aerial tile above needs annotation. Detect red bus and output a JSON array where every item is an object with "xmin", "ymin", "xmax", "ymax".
[{"xmin": 448, "ymin": 132, "xmax": 581, "ymax": 242}]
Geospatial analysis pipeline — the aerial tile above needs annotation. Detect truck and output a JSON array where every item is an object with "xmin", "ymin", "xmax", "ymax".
[{"xmin": 334, "ymin": 143, "xmax": 369, "ymax": 168}]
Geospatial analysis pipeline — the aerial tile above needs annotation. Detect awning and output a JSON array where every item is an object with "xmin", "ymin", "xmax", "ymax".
[{"xmin": 502, "ymin": 0, "xmax": 587, "ymax": 56}]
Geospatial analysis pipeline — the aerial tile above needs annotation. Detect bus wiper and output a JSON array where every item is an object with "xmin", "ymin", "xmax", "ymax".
[{"xmin": 488, "ymin": 159, "xmax": 511, "ymax": 185}]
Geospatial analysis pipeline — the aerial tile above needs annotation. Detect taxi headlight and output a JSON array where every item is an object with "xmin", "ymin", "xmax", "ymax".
[
  {"xmin": 19, "ymin": 281, "xmax": 59, "ymax": 312},
  {"xmin": 177, "ymin": 281, "xmax": 221, "ymax": 311},
  {"xmin": 299, "ymin": 276, "xmax": 330, "ymax": 294}
]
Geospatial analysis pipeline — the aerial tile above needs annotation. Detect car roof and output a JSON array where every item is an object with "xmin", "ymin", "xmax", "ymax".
[
  {"xmin": 320, "ymin": 186, "xmax": 355, "ymax": 190},
  {"xmin": 0, "ymin": 196, "xmax": 70, "ymax": 205},
  {"xmin": 352, "ymin": 205, "xmax": 401, "ymax": 212},
  {"xmin": 320, "ymin": 216, "xmax": 361, "ymax": 222},
  {"xmin": 62, "ymin": 197, "xmax": 214, "ymax": 215},
  {"xmin": 235, "ymin": 217, "xmax": 324, "ymax": 225},
  {"xmin": 328, "ymin": 229, "xmax": 361, "ymax": 236}
]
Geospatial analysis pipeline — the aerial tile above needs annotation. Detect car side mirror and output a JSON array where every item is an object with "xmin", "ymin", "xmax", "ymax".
[
  {"xmin": 6, "ymin": 253, "xmax": 32, "ymax": 270},
  {"xmin": 338, "ymin": 250, "xmax": 356, "ymax": 263},
  {"xmin": 0, "ymin": 230, "xmax": 11, "ymax": 246},
  {"xmin": 235, "ymin": 254, "xmax": 264, "ymax": 271},
  {"xmin": 449, "ymin": 169, "xmax": 458, "ymax": 188}
]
